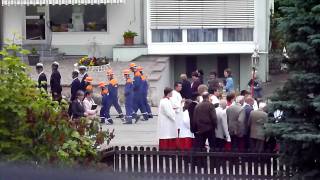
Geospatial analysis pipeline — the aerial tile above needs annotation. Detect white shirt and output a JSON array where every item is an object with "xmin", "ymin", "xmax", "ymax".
[
  {"xmin": 210, "ymin": 95, "xmax": 220, "ymax": 105},
  {"xmin": 157, "ymin": 98, "xmax": 177, "ymax": 139},
  {"xmin": 215, "ymin": 107, "xmax": 231, "ymax": 142},
  {"xmin": 83, "ymin": 97, "xmax": 97, "ymax": 117}
]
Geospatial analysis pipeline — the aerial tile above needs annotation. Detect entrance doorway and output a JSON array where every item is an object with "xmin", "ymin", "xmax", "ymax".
[{"xmin": 186, "ymin": 56, "xmax": 197, "ymax": 78}]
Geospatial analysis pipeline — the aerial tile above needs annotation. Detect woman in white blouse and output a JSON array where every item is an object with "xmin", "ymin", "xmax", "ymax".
[{"xmin": 83, "ymin": 90, "xmax": 98, "ymax": 118}]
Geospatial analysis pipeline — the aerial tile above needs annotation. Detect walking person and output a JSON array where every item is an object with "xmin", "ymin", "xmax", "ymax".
[
  {"xmin": 79, "ymin": 65, "xmax": 88, "ymax": 92},
  {"xmin": 36, "ymin": 63, "xmax": 47, "ymax": 92},
  {"xmin": 193, "ymin": 92, "xmax": 217, "ymax": 151},
  {"xmin": 248, "ymin": 102, "xmax": 268, "ymax": 152},
  {"xmin": 215, "ymin": 100, "xmax": 231, "ymax": 150},
  {"xmin": 138, "ymin": 66, "xmax": 153, "ymax": 118},
  {"xmin": 70, "ymin": 70, "xmax": 81, "ymax": 102},
  {"xmin": 122, "ymin": 69, "xmax": 139, "ymax": 124},
  {"xmin": 106, "ymin": 69, "xmax": 124, "ymax": 119},
  {"xmin": 180, "ymin": 74, "xmax": 192, "ymax": 99},
  {"xmin": 226, "ymin": 95, "xmax": 245, "ymax": 151},
  {"xmin": 50, "ymin": 61, "xmax": 62, "ymax": 102},
  {"xmin": 99, "ymin": 82, "xmax": 112, "ymax": 124},
  {"xmin": 224, "ymin": 68, "xmax": 234, "ymax": 93},
  {"xmin": 129, "ymin": 63, "xmax": 148, "ymax": 121},
  {"xmin": 158, "ymin": 87, "xmax": 177, "ymax": 150}
]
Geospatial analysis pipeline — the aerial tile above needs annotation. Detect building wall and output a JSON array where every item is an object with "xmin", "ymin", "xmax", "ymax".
[
  {"xmin": 2, "ymin": 6, "xmax": 24, "ymax": 44},
  {"xmin": 52, "ymin": 0, "xmax": 144, "ymax": 57},
  {"xmin": 2, "ymin": 1, "xmax": 145, "ymax": 58}
]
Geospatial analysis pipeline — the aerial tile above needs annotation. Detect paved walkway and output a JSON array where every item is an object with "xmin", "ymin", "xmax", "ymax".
[{"xmin": 100, "ymin": 107, "xmax": 158, "ymax": 149}]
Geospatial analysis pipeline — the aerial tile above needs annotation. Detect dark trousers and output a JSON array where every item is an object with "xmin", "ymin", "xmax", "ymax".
[
  {"xmin": 214, "ymin": 138, "xmax": 225, "ymax": 150},
  {"xmin": 109, "ymin": 97, "xmax": 123, "ymax": 115},
  {"xmin": 194, "ymin": 129, "xmax": 215, "ymax": 151},
  {"xmin": 250, "ymin": 138, "xmax": 265, "ymax": 153},
  {"xmin": 133, "ymin": 94, "xmax": 148, "ymax": 120}
]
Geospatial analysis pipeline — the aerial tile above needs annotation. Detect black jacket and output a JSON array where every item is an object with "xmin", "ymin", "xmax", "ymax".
[
  {"xmin": 38, "ymin": 72, "xmax": 47, "ymax": 92},
  {"xmin": 80, "ymin": 73, "xmax": 88, "ymax": 92},
  {"xmin": 181, "ymin": 80, "xmax": 192, "ymax": 99},
  {"xmin": 70, "ymin": 78, "xmax": 81, "ymax": 101},
  {"xmin": 50, "ymin": 70, "xmax": 62, "ymax": 94},
  {"xmin": 191, "ymin": 80, "xmax": 201, "ymax": 100},
  {"xmin": 193, "ymin": 100, "xmax": 217, "ymax": 134},
  {"xmin": 188, "ymin": 101, "xmax": 198, "ymax": 133},
  {"xmin": 71, "ymin": 100, "xmax": 85, "ymax": 119}
]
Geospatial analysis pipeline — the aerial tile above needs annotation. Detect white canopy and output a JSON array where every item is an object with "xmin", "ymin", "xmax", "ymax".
[{"xmin": 1, "ymin": 0, "xmax": 125, "ymax": 6}]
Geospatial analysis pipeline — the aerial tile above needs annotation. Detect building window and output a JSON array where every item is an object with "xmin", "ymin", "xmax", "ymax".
[
  {"xmin": 187, "ymin": 29, "xmax": 218, "ymax": 42},
  {"xmin": 49, "ymin": 5, "xmax": 107, "ymax": 32},
  {"xmin": 152, "ymin": 29, "xmax": 182, "ymax": 42},
  {"xmin": 223, "ymin": 28, "xmax": 253, "ymax": 41}
]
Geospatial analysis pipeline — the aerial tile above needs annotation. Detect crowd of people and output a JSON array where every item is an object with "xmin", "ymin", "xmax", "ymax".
[
  {"xmin": 34, "ymin": 61, "xmax": 153, "ymax": 125},
  {"xmin": 157, "ymin": 69, "xmax": 274, "ymax": 153}
]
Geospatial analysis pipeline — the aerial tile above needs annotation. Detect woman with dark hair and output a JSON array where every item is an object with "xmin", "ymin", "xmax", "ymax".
[
  {"xmin": 83, "ymin": 90, "xmax": 98, "ymax": 118},
  {"xmin": 157, "ymin": 87, "xmax": 177, "ymax": 150},
  {"xmin": 71, "ymin": 90, "xmax": 88, "ymax": 119},
  {"xmin": 197, "ymin": 69, "xmax": 204, "ymax": 84},
  {"xmin": 224, "ymin": 68, "xmax": 234, "ymax": 93}
]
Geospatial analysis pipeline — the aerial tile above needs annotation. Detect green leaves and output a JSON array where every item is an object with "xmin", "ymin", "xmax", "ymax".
[{"xmin": 266, "ymin": 0, "xmax": 320, "ymax": 178}]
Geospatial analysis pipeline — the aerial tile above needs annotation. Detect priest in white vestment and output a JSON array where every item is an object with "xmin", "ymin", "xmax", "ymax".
[{"xmin": 158, "ymin": 87, "xmax": 177, "ymax": 150}]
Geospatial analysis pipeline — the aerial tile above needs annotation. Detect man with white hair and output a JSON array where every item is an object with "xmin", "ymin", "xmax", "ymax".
[
  {"xmin": 248, "ymin": 102, "xmax": 268, "ymax": 152},
  {"xmin": 226, "ymin": 95, "xmax": 244, "ymax": 151},
  {"xmin": 78, "ymin": 65, "xmax": 88, "ymax": 92},
  {"xmin": 215, "ymin": 99, "xmax": 231, "ymax": 150}
]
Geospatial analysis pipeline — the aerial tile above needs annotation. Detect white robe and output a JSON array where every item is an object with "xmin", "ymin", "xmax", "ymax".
[
  {"xmin": 179, "ymin": 110, "xmax": 194, "ymax": 138},
  {"xmin": 170, "ymin": 90, "xmax": 184, "ymax": 130},
  {"xmin": 157, "ymin": 98, "xmax": 177, "ymax": 139}
]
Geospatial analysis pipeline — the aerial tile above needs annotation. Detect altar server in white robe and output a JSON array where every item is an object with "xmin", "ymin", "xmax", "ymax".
[
  {"xmin": 158, "ymin": 87, "xmax": 177, "ymax": 150},
  {"xmin": 170, "ymin": 82, "xmax": 184, "ymax": 131}
]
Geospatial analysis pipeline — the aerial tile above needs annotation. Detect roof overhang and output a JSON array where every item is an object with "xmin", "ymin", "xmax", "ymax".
[{"xmin": 1, "ymin": 0, "xmax": 125, "ymax": 6}]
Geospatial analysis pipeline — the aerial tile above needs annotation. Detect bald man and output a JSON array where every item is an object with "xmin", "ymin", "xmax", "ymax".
[{"xmin": 238, "ymin": 96, "xmax": 254, "ymax": 151}]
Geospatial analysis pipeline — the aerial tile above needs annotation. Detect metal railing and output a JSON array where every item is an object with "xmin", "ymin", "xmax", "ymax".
[{"xmin": 101, "ymin": 146, "xmax": 295, "ymax": 179}]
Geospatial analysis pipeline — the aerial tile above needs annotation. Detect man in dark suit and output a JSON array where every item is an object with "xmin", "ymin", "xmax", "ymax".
[
  {"xmin": 238, "ymin": 96, "xmax": 255, "ymax": 151},
  {"xmin": 36, "ymin": 63, "xmax": 47, "ymax": 92},
  {"xmin": 79, "ymin": 65, "xmax": 88, "ymax": 92},
  {"xmin": 70, "ymin": 70, "xmax": 81, "ymax": 101},
  {"xmin": 191, "ymin": 71, "xmax": 201, "ymax": 100},
  {"xmin": 193, "ymin": 92, "xmax": 217, "ymax": 151},
  {"xmin": 50, "ymin": 61, "xmax": 62, "ymax": 101},
  {"xmin": 180, "ymin": 74, "xmax": 192, "ymax": 99}
]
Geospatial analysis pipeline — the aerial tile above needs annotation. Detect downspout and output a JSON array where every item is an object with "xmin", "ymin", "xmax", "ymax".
[
  {"xmin": 140, "ymin": 0, "xmax": 145, "ymax": 44},
  {"xmin": 0, "ymin": 0, "xmax": 3, "ymax": 51}
]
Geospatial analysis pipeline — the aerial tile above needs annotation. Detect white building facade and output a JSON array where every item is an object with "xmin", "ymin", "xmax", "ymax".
[{"xmin": 1, "ymin": 0, "xmax": 272, "ymax": 91}]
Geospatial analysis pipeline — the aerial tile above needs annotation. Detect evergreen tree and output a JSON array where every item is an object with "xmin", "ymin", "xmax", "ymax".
[{"xmin": 266, "ymin": 0, "xmax": 320, "ymax": 178}]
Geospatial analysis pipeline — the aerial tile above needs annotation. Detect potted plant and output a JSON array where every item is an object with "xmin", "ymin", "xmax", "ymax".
[
  {"xmin": 28, "ymin": 48, "xmax": 40, "ymax": 66},
  {"xmin": 123, "ymin": 30, "xmax": 138, "ymax": 45}
]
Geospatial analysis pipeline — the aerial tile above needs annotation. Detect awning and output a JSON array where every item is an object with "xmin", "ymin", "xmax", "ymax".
[{"xmin": 1, "ymin": 0, "xmax": 125, "ymax": 6}]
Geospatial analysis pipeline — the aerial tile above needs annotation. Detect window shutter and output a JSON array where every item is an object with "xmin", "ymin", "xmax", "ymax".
[{"xmin": 150, "ymin": 0, "xmax": 254, "ymax": 29}]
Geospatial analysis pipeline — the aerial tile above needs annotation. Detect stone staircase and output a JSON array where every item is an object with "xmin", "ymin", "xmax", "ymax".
[{"xmin": 22, "ymin": 44, "xmax": 65, "ymax": 62}]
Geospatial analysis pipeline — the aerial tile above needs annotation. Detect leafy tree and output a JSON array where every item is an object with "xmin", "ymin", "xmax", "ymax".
[
  {"xmin": 0, "ymin": 43, "xmax": 113, "ymax": 166},
  {"xmin": 266, "ymin": 0, "xmax": 320, "ymax": 179}
]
